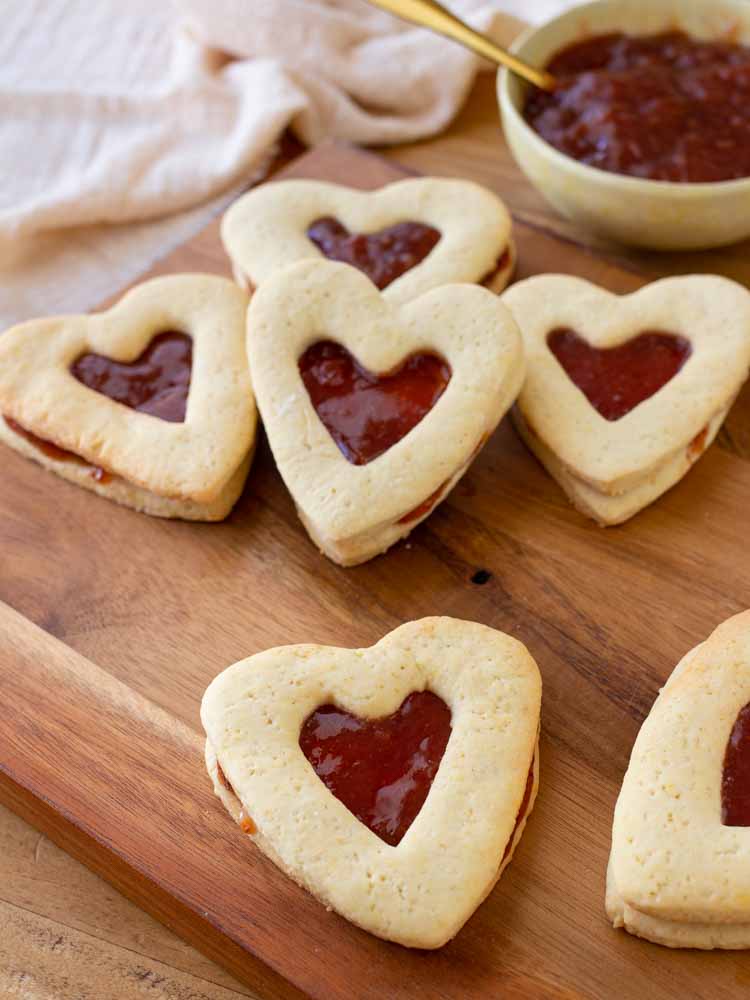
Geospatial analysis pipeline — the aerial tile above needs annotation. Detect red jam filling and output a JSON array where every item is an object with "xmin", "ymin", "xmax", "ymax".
[
  {"xmin": 71, "ymin": 331, "xmax": 192, "ymax": 423},
  {"xmin": 397, "ymin": 480, "xmax": 448, "ymax": 525},
  {"xmin": 299, "ymin": 691, "xmax": 452, "ymax": 846},
  {"xmin": 307, "ymin": 218, "xmax": 441, "ymax": 290},
  {"xmin": 298, "ymin": 340, "xmax": 451, "ymax": 465},
  {"xmin": 217, "ymin": 763, "xmax": 232, "ymax": 792},
  {"xmin": 688, "ymin": 425, "xmax": 710, "ymax": 461},
  {"xmin": 547, "ymin": 329, "xmax": 691, "ymax": 421},
  {"xmin": 481, "ymin": 247, "xmax": 513, "ymax": 288},
  {"xmin": 216, "ymin": 765, "xmax": 258, "ymax": 835},
  {"xmin": 5, "ymin": 416, "xmax": 111, "ymax": 483},
  {"xmin": 524, "ymin": 31, "xmax": 750, "ymax": 184},
  {"xmin": 722, "ymin": 702, "xmax": 750, "ymax": 826},
  {"xmin": 239, "ymin": 809, "xmax": 258, "ymax": 835},
  {"xmin": 502, "ymin": 762, "xmax": 535, "ymax": 863},
  {"xmin": 396, "ymin": 432, "xmax": 488, "ymax": 526}
]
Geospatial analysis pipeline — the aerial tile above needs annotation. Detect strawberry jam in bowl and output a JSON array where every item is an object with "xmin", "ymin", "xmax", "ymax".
[
  {"xmin": 498, "ymin": 0, "xmax": 750, "ymax": 249},
  {"xmin": 525, "ymin": 31, "xmax": 750, "ymax": 184}
]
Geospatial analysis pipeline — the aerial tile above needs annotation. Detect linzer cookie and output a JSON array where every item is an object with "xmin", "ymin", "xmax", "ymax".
[
  {"xmin": 0, "ymin": 274, "xmax": 256, "ymax": 520},
  {"xmin": 247, "ymin": 259, "xmax": 525, "ymax": 565},
  {"xmin": 201, "ymin": 617, "xmax": 542, "ymax": 949},
  {"xmin": 608, "ymin": 611, "xmax": 750, "ymax": 948},
  {"xmin": 221, "ymin": 177, "xmax": 515, "ymax": 303},
  {"xmin": 501, "ymin": 274, "xmax": 750, "ymax": 525}
]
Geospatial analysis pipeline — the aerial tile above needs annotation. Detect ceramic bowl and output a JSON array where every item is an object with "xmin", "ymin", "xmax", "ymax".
[{"xmin": 498, "ymin": 0, "xmax": 750, "ymax": 251}]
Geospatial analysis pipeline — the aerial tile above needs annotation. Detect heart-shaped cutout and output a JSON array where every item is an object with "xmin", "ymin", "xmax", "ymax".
[
  {"xmin": 72, "ymin": 330, "xmax": 192, "ymax": 423},
  {"xmin": 299, "ymin": 690, "xmax": 451, "ymax": 846},
  {"xmin": 202, "ymin": 617, "xmax": 541, "ymax": 948},
  {"xmin": 547, "ymin": 328, "xmax": 692, "ymax": 421},
  {"xmin": 0, "ymin": 275, "xmax": 256, "ymax": 520},
  {"xmin": 608, "ymin": 611, "xmax": 750, "ymax": 948},
  {"xmin": 298, "ymin": 340, "xmax": 451, "ymax": 466},
  {"xmin": 222, "ymin": 177, "xmax": 515, "ymax": 305},
  {"xmin": 248, "ymin": 260, "xmax": 524, "ymax": 565},
  {"xmin": 502, "ymin": 275, "xmax": 750, "ymax": 525},
  {"xmin": 307, "ymin": 217, "xmax": 441, "ymax": 291},
  {"xmin": 722, "ymin": 701, "xmax": 750, "ymax": 826}
]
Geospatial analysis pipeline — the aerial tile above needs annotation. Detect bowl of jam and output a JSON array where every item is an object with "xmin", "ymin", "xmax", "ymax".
[{"xmin": 498, "ymin": 0, "xmax": 750, "ymax": 250}]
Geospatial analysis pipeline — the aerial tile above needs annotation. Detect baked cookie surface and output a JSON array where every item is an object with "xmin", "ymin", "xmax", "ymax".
[
  {"xmin": 502, "ymin": 274, "xmax": 750, "ymax": 525},
  {"xmin": 0, "ymin": 274, "xmax": 257, "ymax": 520},
  {"xmin": 246, "ymin": 259, "xmax": 525, "ymax": 565},
  {"xmin": 221, "ymin": 178, "xmax": 515, "ymax": 304},
  {"xmin": 201, "ymin": 616, "xmax": 542, "ymax": 949},
  {"xmin": 608, "ymin": 611, "xmax": 750, "ymax": 948}
]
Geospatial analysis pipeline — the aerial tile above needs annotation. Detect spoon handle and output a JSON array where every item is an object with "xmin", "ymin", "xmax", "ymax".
[{"xmin": 366, "ymin": 0, "xmax": 555, "ymax": 91}]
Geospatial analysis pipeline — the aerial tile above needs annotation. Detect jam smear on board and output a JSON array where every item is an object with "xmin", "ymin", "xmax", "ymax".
[
  {"xmin": 524, "ymin": 31, "xmax": 750, "ymax": 183},
  {"xmin": 307, "ymin": 218, "xmax": 441, "ymax": 290},
  {"xmin": 5, "ymin": 416, "xmax": 111, "ymax": 483},
  {"xmin": 547, "ymin": 329, "xmax": 691, "ymax": 421},
  {"xmin": 722, "ymin": 702, "xmax": 750, "ymax": 826},
  {"xmin": 299, "ymin": 691, "xmax": 452, "ymax": 846},
  {"xmin": 299, "ymin": 340, "xmax": 451, "ymax": 465},
  {"xmin": 71, "ymin": 331, "xmax": 192, "ymax": 423}
]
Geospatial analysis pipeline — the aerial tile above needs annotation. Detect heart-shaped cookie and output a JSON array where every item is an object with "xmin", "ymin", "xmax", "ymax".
[
  {"xmin": 247, "ymin": 259, "xmax": 525, "ymax": 565},
  {"xmin": 0, "ymin": 274, "xmax": 256, "ymax": 520},
  {"xmin": 502, "ymin": 275, "xmax": 750, "ymax": 525},
  {"xmin": 221, "ymin": 178, "xmax": 515, "ymax": 304},
  {"xmin": 607, "ymin": 610, "xmax": 750, "ymax": 948},
  {"xmin": 201, "ymin": 617, "xmax": 542, "ymax": 949}
]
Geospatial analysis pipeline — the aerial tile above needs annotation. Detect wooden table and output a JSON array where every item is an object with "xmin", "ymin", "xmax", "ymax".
[{"xmin": 4, "ymin": 71, "xmax": 750, "ymax": 998}]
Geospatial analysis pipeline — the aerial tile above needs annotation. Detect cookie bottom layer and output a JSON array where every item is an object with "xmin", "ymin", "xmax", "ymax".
[
  {"xmin": 0, "ymin": 419, "xmax": 252, "ymax": 521},
  {"xmin": 297, "ymin": 445, "xmax": 478, "ymax": 566},
  {"xmin": 513, "ymin": 404, "xmax": 729, "ymax": 526},
  {"xmin": 606, "ymin": 859, "xmax": 750, "ymax": 949},
  {"xmin": 205, "ymin": 735, "xmax": 539, "ymax": 948}
]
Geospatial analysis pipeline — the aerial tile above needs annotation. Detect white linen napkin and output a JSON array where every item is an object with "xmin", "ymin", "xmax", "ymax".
[{"xmin": 0, "ymin": 0, "xmax": 571, "ymax": 327}]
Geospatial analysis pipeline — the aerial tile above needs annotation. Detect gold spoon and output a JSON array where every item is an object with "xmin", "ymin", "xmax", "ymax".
[{"xmin": 366, "ymin": 0, "xmax": 556, "ymax": 91}]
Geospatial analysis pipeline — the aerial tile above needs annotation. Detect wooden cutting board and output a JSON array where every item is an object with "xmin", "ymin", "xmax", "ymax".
[{"xmin": 3, "ymin": 122, "xmax": 750, "ymax": 999}]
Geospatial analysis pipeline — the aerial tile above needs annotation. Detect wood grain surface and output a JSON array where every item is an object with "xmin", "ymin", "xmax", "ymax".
[{"xmin": 3, "ymin": 73, "xmax": 750, "ymax": 1000}]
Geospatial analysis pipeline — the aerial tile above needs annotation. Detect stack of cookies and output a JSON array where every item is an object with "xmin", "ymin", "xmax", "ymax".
[
  {"xmin": 3, "ymin": 174, "xmax": 749, "ymax": 552},
  {"xmin": 0, "ymin": 176, "xmax": 524, "ymax": 564},
  {"xmin": 5, "ymin": 168, "xmax": 750, "ymax": 951}
]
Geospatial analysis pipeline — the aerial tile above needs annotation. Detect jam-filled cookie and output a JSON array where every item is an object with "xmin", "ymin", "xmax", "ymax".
[
  {"xmin": 202, "ymin": 617, "xmax": 542, "ymax": 949},
  {"xmin": 0, "ymin": 274, "xmax": 256, "ymax": 520},
  {"xmin": 221, "ymin": 177, "xmax": 515, "ymax": 303},
  {"xmin": 247, "ymin": 259, "xmax": 525, "ymax": 565},
  {"xmin": 502, "ymin": 275, "xmax": 750, "ymax": 525},
  {"xmin": 608, "ymin": 610, "xmax": 750, "ymax": 948}
]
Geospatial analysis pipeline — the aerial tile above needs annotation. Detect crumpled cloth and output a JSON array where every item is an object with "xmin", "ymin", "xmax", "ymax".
[{"xmin": 0, "ymin": 0, "xmax": 570, "ymax": 327}]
